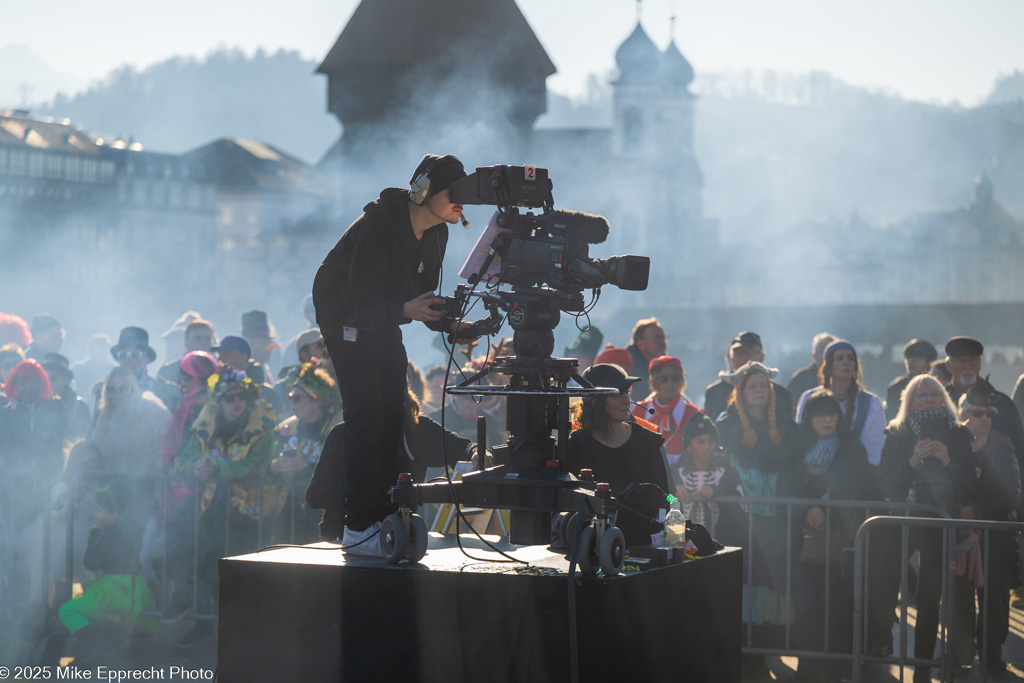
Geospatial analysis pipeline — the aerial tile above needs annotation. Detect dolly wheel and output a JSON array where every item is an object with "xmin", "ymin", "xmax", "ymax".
[
  {"xmin": 599, "ymin": 527, "xmax": 626, "ymax": 577},
  {"xmin": 381, "ymin": 514, "xmax": 408, "ymax": 564},
  {"xmin": 406, "ymin": 514, "xmax": 428, "ymax": 563},
  {"xmin": 577, "ymin": 526, "xmax": 599, "ymax": 575}
]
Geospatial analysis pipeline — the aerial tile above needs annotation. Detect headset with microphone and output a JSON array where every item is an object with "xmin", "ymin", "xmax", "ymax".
[
  {"xmin": 409, "ymin": 154, "xmax": 459, "ymax": 206},
  {"xmin": 410, "ymin": 154, "xmax": 471, "ymax": 228},
  {"xmin": 631, "ymin": 400, "xmax": 655, "ymax": 415}
]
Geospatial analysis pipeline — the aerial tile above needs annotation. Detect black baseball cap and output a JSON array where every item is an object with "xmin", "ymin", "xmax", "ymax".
[
  {"xmin": 731, "ymin": 331, "xmax": 762, "ymax": 349},
  {"xmin": 581, "ymin": 363, "xmax": 641, "ymax": 395}
]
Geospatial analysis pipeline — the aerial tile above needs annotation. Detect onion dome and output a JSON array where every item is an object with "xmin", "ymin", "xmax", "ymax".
[
  {"xmin": 615, "ymin": 23, "xmax": 661, "ymax": 81},
  {"xmin": 663, "ymin": 40, "xmax": 694, "ymax": 87}
]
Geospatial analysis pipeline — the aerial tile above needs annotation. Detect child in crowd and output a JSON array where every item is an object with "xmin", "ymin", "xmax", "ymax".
[
  {"xmin": 58, "ymin": 484, "xmax": 158, "ymax": 648},
  {"xmin": 674, "ymin": 413, "xmax": 734, "ymax": 530}
]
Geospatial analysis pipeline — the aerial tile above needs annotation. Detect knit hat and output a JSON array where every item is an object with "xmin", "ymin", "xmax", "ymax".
[
  {"xmin": 824, "ymin": 339, "xmax": 856, "ymax": 362},
  {"xmin": 683, "ymin": 412, "xmax": 718, "ymax": 449},
  {"xmin": 410, "ymin": 154, "xmax": 467, "ymax": 200},
  {"xmin": 593, "ymin": 344, "xmax": 633, "ymax": 373}
]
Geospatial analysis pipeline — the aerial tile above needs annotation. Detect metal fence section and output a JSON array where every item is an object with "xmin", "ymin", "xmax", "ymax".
[
  {"xmin": 709, "ymin": 496, "xmax": 949, "ymax": 668},
  {"xmin": 0, "ymin": 468, "xmax": 316, "ymax": 662},
  {"xmin": 9, "ymin": 472, "xmax": 1021, "ymax": 682},
  {"xmin": 852, "ymin": 516, "xmax": 1024, "ymax": 683}
]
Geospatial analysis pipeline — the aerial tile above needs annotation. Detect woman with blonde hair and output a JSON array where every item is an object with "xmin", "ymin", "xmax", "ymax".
[{"xmin": 877, "ymin": 373, "xmax": 977, "ymax": 682}]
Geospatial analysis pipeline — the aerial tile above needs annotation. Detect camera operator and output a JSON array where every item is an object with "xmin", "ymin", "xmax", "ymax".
[{"xmin": 312, "ymin": 154, "xmax": 476, "ymax": 557}]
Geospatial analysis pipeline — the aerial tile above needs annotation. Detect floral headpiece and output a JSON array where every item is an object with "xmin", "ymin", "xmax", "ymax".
[
  {"xmin": 293, "ymin": 358, "xmax": 337, "ymax": 409},
  {"xmin": 208, "ymin": 364, "xmax": 259, "ymax": 402}
]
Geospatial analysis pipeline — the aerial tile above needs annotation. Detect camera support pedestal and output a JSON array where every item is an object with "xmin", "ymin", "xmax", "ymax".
[{"xmin": 388, "ymin": 354, "xmax": 627, "ymax": 575}]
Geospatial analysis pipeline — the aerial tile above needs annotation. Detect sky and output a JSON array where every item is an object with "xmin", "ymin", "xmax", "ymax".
[{"xmin": 1, "ymin": 0, "xmax": 1023, "ymax": 106}]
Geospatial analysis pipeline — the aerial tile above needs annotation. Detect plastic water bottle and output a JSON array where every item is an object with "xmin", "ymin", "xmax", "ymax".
[{"xmin": 664, "ymin": 502, "xmax": 686, "ymax": 546}]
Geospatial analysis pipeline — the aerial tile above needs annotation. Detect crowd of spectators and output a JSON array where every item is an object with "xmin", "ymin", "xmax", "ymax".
[{"xmin": 2, "ymin": 308, "xmax": 1023, "ymax": 680}]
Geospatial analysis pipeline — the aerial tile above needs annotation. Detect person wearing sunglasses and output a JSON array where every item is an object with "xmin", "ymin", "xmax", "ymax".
[
  {"xmin": 171, "ymin": 366, "xmax": 277, "ymax": 649},
  {"xmin": 958, "ymin": 386, "xmax": 1020, "ymax": 679},
  {"xmin": 268, "ymin": 360, "xmax": 342, "ymax": 543},
  {"xmin": 945, "ymin": 336, "xmax": 1024, "ymax": 480},
  {"xmin": 104, "ymin": 326, "xmax": 179, "ymax": 413},
  {"xmin": 632, "ymin": 355, "xmax": 701, "ymax": 470}
]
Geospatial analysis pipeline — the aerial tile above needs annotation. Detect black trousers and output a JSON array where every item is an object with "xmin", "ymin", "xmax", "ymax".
[
  {"xmin": 325, "ymin": 326, "xmax": 407, "ymax": 532},
  {"xmin": 976, "ymin": 587, "xmax": 1010, "ymax": 664}
]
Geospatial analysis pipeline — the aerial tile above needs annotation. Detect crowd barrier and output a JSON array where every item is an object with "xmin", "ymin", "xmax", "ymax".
[
  {"xmin": 4, "ymin": 472, "xmax": 1022, "ymax": 681},
  {"xmin": 0, "ymin": 468, "xmax": 314, "ymax": 662},
  {"xmin": 852, "ymin": 516, "xmax": 1024, "ymax": 683}
]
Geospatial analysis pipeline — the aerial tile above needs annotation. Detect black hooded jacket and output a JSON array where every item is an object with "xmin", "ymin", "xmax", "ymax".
[{"xmin": 313, "ymin": 188, "xmax": 449, "ymax": 335}]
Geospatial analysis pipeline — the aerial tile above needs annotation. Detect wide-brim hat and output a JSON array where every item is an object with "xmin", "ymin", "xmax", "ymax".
[
  {"xmin": 718, "ymin": 361, "xmax": 779, "ymax": 386},
  {"xmin": 111, "ymin": 327, "xmax": 156, "ymax": 363},
  {"xmin": 242, "ymin": 310, "xmax": 276, "ymax": 338}
]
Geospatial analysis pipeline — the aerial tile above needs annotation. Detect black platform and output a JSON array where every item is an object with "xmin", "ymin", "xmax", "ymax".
[{"xmin": 218, "ymin": 536, "xmax": 742, "ymax": 683}]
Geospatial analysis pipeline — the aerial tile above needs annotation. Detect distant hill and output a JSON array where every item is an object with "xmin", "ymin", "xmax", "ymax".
[
  {"xmin": 541, "ymin": 68, "xmax": 1024, "ymax": 242},
  {"xmin": 31, "ymin": 53, "xmax": 1024, "ymax": 243},
  {"xmin": 36, "ymin": 48, "xmax": 340, "ymax": 165}
]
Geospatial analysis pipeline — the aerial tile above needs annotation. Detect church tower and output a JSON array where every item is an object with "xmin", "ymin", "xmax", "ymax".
[
  {"xmin": 317, "ymin": 0, "xmax": 556, "ymax": 181},
  {"xmin": 607, "ymin": 5, "xmax": 717, "ymax": 302}
]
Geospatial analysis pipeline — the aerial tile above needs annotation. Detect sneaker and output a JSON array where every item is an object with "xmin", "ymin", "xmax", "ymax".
[
  {"xmin": 342, "ymin": 521, "xmax": 384, "ymax": 557},
  {"xmin": 174, "ymin": 620, "xmax": 216, "ymax": 649}
]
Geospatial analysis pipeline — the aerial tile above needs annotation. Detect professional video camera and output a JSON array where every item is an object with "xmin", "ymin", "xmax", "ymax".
[
  {"xmin": 434, "ymin": 165, "xmax": 650, "ymax": 356},
  {"xmin": 387, "ymin": 165, "xmax": 654, "ymax": 575},
  {"xmin": 449, "ymin": 164, "xmax": 650, "ymax": 307}
]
